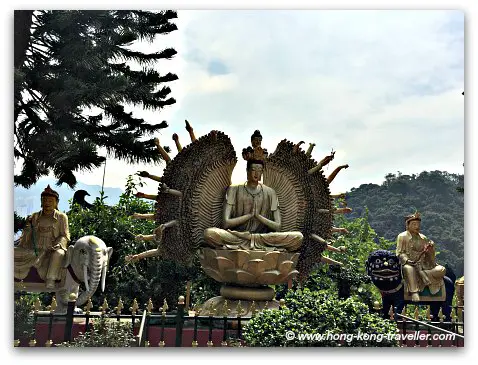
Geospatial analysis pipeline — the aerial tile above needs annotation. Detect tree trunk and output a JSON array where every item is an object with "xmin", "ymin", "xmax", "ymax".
[{"xmin": 14, "ymin": 10, "xmax": 33, "ymax": 69}]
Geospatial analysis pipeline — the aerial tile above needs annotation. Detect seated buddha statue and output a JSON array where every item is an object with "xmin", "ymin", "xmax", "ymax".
[{"xmin": 203, "ymin": 130, "xmax": 303, "ymax": 252}]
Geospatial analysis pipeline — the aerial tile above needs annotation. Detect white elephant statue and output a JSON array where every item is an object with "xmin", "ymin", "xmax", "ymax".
[{"xmin": 14, "ymin": 236, "xmax": 113, "ymax": 313}]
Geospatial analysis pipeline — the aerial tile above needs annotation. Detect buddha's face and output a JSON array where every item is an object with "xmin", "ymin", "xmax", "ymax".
[
  {"xmin": 407, "ymin": 220, "xmax": 421, "ymax": 235},
  {"xmin": 251, "ymin": 137, "xmax": 262, "ymax": 148},
  {"xmin": 247, "ymin": 163, "xmax": 263, "ymax": 183},
  {"xmin": 41, "ymin": 196, "xmax": 57, "ymax": 214}
]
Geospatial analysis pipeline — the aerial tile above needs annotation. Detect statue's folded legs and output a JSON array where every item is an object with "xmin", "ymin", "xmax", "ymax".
[{"xmin": 204, "ymin": 227, "xmax": 302, "ymax": 252}]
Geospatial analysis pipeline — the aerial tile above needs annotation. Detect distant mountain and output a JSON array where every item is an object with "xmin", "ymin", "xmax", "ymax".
[{"xmin": 14, "ymin": 178, "xmax": 123, "ymax": 216}]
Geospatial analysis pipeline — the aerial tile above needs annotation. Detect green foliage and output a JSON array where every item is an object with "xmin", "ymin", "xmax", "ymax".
[
  {"xmin": 14, "ymin": 10, "xmax": 178, "ymax": 188},
  {"xmin": 14, "ymin": 294, "xmax": 37, "ymax": 341},
  {"xmin": 56, "ymin": 316, "xmax": 135, "ymax": 347},
  {"xmin": 346, "ymin": 171, "xmax": 464, "ymax": 276},
  {"xmin": 67, "ymin": 175, "xmax": 195, "ymax": 310},
  {"xmin": 243, "ymin": 288, "xmax": 398, "ymax": 347},
  {"xmin": 14, "ymin": 211, "xmax": 26, "ymax": 233}
]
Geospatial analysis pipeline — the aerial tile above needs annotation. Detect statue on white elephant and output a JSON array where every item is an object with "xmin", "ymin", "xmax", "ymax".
[
  {"xmin": 14, "ymin": 186, "xmax": 113, "ymax": 312},
  {"xmin": 14, "ymin": 185, "xmax": 69, "ymax": 289}
]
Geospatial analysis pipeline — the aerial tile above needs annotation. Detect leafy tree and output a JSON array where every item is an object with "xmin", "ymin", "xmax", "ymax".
[
  {"xmin": 14, "ymin": 10, "xmax": 178, "ymax": 188},
  {"xmin": 14, "ymin": 211, "xmax": 26, "ymax": 234},
  {"xmin": 243, "ymin": 288, "xmax": 398, "ymax": 347}
]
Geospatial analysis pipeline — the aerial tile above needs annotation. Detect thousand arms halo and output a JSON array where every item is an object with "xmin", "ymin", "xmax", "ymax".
[{"xmin": 130, "ymin": 122, "xmax": 351, "ymax": 281}]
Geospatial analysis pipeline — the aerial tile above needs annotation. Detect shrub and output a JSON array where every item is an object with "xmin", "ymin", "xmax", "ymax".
[
  {"xmin": 14, "ymin": 294, "xmax": 36, "ymax": 341},
  {"xmin": 243, "ymin": 288, "xmax": 398, "ymax": 347},
  {"xmin": 56, "ymin": 316, "xmax": 136, "ymax": 347}
]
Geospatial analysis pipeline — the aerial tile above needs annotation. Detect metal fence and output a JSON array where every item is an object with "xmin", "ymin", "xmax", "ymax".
[{"xmin": 14, "ymin": 295, "xmax": 464, "ymax": 347}]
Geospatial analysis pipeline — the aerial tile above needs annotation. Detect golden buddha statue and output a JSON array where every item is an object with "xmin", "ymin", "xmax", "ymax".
[
  {"xmin": 396, "ymin": 212, "xmax": 446, "ymax": 302},
  {"xmin": 203, "ymin": 131, "xmax": 303, "ymax": 251},
  {"xmin": 14, "ymin": 185, "xmax": 70, "ymax": 289}
]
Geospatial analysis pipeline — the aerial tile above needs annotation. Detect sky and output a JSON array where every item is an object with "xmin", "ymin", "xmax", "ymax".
[{"xmin": 71, "ymin": 9, "xmax": 465, "ymax": 196}]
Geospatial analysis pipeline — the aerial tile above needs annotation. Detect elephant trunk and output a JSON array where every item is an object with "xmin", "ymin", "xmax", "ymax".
[
  {"xmin": 83, "ymin": 265, "xmax": 89, "ymax": 292},
  {"xmin": 76, "ymin": 255, "xmax": 103, "ymax": 306}
]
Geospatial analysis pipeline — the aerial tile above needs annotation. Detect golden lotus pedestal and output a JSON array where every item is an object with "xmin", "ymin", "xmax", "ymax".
[{"xmin": 198, "ymin": 248, "xmax": 299, "ymax": 316}]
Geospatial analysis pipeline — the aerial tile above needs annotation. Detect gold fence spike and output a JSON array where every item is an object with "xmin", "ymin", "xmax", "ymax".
[
  {"xmin": 129, "ymin": 298, "xmax": 139, "ymax": 315},
  {"xmin": 178, "ymin": 296, "xmax": 185, "ymax": 305},
  {"xmin": 250, "ymin": 301, "xmax": 257, "ymax": 316},
  {"xmin": 192, "ymin": 340, "xmax": 198, "ymax": 347},
  {"xmin": 162, "ymin": 299, "xmax": 169, "ymax": 314},
  {"xmin": 207, "ymin": 340, "xmax": 214, "ymax": 347},
  {"xmin": 222, "ymin": 300, "xmax": 230, "ymax": 317},
  {"xmin": 414, "ymin": 306, "xmax": 419, "ymax": 320},
  {"xmin": 279, "ymin": 299, "xmax": 286, "ymax": 309},
  {"xmin": 388, "ymin": 306, "xmax": 394, "ymax": 320},
  {"xmin": 426, "ymin": 306, "xmax": 431, "ymax": 321},
  {"xmin": 47, "ymin": 296, "xmax": 58, "ymax": 313},
  {"xmin": 45, "ymin": 340, "xmax": 53, "ymax": 347},
  {"xmin": 14, "ymin": 340, "xmax": 20, "ymax": 347},
  {"xmin": 451, "ymin": 309, "xmax": 457, "ymax": 323},
  {"xmin": 221, "ymin": 340, "xmax": 228, "ymax": 347},
  {"xmin": 159, "ymin": 340, "xmax": 166, "ymax": 347},
  {"xmin": 28, "ymin": 339, "xmax": 36, "ymax": 347},
  {"xmin": 100, "ymin": 298, "xmax": 109, "ymax": 315},
  {"xmin": 438, "ymin": 308, "xmax": 444, "ymax": 322},
  {"xmin": 144, "ymin": 340, "xmax": 150, "ymax": 347},
  {"xmin": 401, "ymin": 307, "xmax": 406, "ymax": 317},
  {"xmin": 32, "ymin": 297, "xmax": 41, "ymax": 313},
  {"xmin": 84, "ymin": 297, "xmax": 93, "ymax": 315},
  {"xmin": 236, "ymin": 300, "xmax": 244, "ymax": 317},
  {"xmin": 146, "ymin": 298, "xmax": 153, "ymax": 314},
  {"xmin": 115, "ymin": 297, "xmax": 124, "ymax": 315}
]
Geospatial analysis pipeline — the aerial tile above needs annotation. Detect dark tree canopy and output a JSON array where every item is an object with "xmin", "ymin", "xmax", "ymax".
[{"xmin": 14, "ymin": 10, "xmax": 179, "ymax": 188}]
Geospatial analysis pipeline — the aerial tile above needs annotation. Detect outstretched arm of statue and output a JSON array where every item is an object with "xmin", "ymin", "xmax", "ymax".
[
  {"xmin": 331, "ymin": 226, "xmax": 349, "ymax": 234},
  {"xmin": 137, "ymin": 171, "xmax": 162, "ymax": 182},
  {"xmin": 254, "ymin": 206, "xmax": 281, "ymax": 232},
  {"xmin": 135, "ymin": 192, "xmax": 158, "ymax": 201},
  {"xmin": 223, "ymin": 203, "xmax": 253, "ymax": 229},
  {"xmin": 130, "ymin": 213, "xmax": 156, "ymax": 221},
  {"xmin": 125, "ymin": 248, "xmax": 161, "ymax": 263},
  {"xmin": 326, "ymin": 245, "xmax": 347, "ymax": 253}
]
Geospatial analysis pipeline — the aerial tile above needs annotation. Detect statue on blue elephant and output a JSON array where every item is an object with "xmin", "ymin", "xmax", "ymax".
[
  {"xmin": 367, "ymin": 212, "xmax": 455, "ymax": 320},
  {"xmin": 366, "ymin": 249, "xmax": 455, "ymax": 321},
  {"xmin": 14, "ymin": 185, "xmax": 113, "ymax": 313}
]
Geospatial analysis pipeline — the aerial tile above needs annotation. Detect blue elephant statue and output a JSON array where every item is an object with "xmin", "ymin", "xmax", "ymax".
[{"xmin": 366, "ymin": 250, "xmax": 455, "ymax": 321}]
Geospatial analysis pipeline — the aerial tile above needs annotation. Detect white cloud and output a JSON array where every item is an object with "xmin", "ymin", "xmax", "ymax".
[{"xmin": 76, "ymin": 10, "xmax": 464, "ymax": 196}]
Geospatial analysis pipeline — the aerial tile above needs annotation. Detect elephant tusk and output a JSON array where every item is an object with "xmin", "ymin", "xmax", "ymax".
[
  {"xmin": 101, "ymin": 265, "xmax": 107, "ymax": 292},
  {"xmin": 83, "ymin": 265, "xmax": 89, "ymax": 292}
]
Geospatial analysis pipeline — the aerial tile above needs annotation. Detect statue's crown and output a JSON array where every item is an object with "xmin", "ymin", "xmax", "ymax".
[
  {"xmin": 405, "ymin": 211, "xmax": 421, "ymax": 224},
  {"xmin": 242, "ymin": 130, "xmax": 268, "ymax": 162},
  {"xmin": 41, "ymin": 185, "xmax": 59, "ymax": 200}
]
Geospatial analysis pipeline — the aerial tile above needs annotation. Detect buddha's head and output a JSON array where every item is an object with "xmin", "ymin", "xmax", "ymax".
[
  {"xmin": 405, "ymin": 212, "xmax": 421, "ymax": 235},
  {"xmin": 41, "ymin": 185, "xmax": 59, "ymax": 214},
  {"xmin": 246, "ymin": 160, "xmax": 264, "ymax": 184}
]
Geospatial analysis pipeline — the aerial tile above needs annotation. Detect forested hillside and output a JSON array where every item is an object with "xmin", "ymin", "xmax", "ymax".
[{"xmin": 345, "ymin": 171, "xmax": 464, "ymax": 276}]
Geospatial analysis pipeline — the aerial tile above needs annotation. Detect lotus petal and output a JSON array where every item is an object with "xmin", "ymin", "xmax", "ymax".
[
  {"xmin": 263, "ymin": 252, "xmax": 280, "ymax": 270},
  {"xmin": 236, "ymin": 269, "xmax": 256, "ymax": 284},
  {"xmin": 232, "ymin": 250, "xmax": 251, "ymax": 269},
  {"xmin": 258, "ymin": 270, "xmax": 281, "ymax": 284},
  {"xmin": 278, "ymin": 260, "xmax": 295, "ymax": 274},
  {"xmin": 216, "ymin": 257, "xmax": 235, "ymax": 272},
  {"xmin": 246, "ymin": 259, "xmax": 266, "ymax": 277},
  {"xmin": 202, "ymin": 268, "xmax": 224, "ymax": 282}
]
